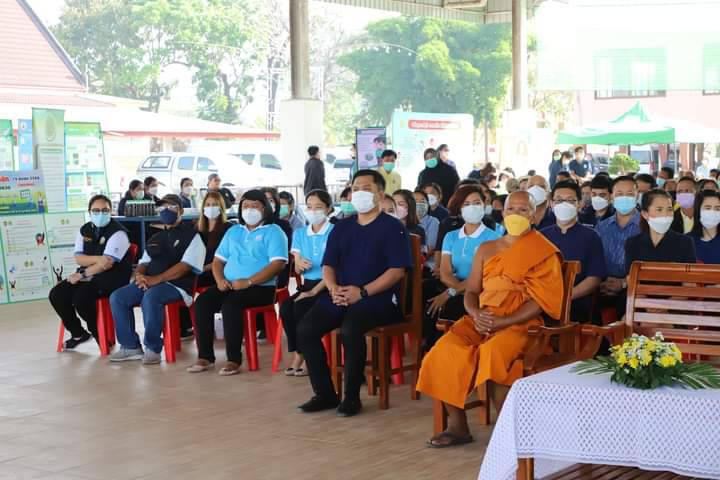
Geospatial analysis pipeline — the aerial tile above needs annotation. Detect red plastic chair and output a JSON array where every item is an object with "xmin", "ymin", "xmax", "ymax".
[
  {"xmin": 270, "ymin": 287, "xmax": 295, "ymax": 372},
  {"xmin": 56, "ymin": 244, "xmax": 139, "ymax": 355},
  {"xmin": 242, "ymin": 304, "xmax": 279, "ymax": 371},
  {"xmin": 161, "ymin": 300, "xmax": 185, "ymax": 363}
]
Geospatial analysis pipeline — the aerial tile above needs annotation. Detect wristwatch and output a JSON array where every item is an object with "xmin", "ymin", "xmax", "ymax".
[
  {"xmin": 360, "ymin": 287, "xmax": 369, "ymax": 299},
  {"xmin": 447, "ymin": 288, "xmax": 457, "ymax": 297}
]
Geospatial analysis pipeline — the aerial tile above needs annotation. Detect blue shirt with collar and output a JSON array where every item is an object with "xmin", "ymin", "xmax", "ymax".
[
  {"xmin": 291, "ymin": 221, "xmax": 334, "ymax": 281},
  {"xmin": 541, "ymin": 222, "xmax": 607, "ymax": 285},
  {"xmin": 419, "ymin": 214, "xmax": 440, "ymax": 252},
  {"xmin": 595, "ymin": 211, "xmax": 641, "ymax": 278},
  {"xmin": 214, "ymin": 223, "xmax": 288, "ymax": 286},
  {"xmin": 441, "ymin": 224, "xmax": 500, "ymax": 281}
]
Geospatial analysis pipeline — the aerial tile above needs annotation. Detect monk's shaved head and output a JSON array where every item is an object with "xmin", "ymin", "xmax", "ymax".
[{"xmin": 504, "ymin": 190, "xmax": 536, "ymax": 216}]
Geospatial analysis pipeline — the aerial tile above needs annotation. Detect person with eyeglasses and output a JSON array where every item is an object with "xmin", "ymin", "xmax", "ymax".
[
  {"xmin": 541, "ymin": 181, "xmax": 607, "ymax": 323},
  {"xmin": 50, "ymin": 195, "xmax": 133, "ymax": 351},
  {"xmin": 424, "ymin": 185, "xmax": 500, "ymax": 349},
  {"xmin": 279, "ymin": 190, "xmax": 335, "ymax": 377},
  {"xmin": 109, "ymin": 194, "xmax": 206, "ymax": 365}
]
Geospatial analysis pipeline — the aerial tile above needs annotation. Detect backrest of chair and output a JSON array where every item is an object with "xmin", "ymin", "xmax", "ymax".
[
  {"xmin": 398, "ymin": 234, "xmax": 423, "ymax": 331},
  {"xmin": 559, "ymin": 261, "xmax": 581, "ymax": 326},
  {"xmin": 626, "ymin": 261, "xmax": 720, "ymax": 361}
]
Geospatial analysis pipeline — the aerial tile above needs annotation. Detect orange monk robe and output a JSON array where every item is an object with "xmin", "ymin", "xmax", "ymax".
[{"xmin": 416, "ymin": 230, "xmax": 564, "ymax": 409}]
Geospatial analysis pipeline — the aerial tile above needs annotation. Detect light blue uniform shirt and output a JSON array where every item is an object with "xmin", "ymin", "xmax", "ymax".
[
  {"xmin": 215, "ymin": 223, "xmax": 288, "ymax": 286},
  {"xmin": 441, "ymin": 224, "xmax": 500, "ymax": 281},
  {"xmin": 291, "ymin": 221, "xmax": 334, "ymax": 281}
]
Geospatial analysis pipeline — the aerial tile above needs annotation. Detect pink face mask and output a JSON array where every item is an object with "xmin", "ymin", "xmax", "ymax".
[{"xmin": 677, "ymin": 192, "xmax": 695, "ymax": 209}]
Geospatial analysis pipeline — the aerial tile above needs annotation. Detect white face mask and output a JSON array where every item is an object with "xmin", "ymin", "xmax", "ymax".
[
  {"xmin": 528, "ymin": 185, "xmax": 547, "ymax": 206},
  {"xmin": 395, "ymin": 205, "xmax": 408, "ymax": 220},
  {"xmin": 553, "ymin": 203, "xmax": 578, "ymax": 223},
  {"xmin": 242, "ymin": 208, "xmax": 263, "ymax": 226},
  {"xmin": 148, "ymin": 186, "xmax": 158, "ymax": 196},
  {"xmin": 182, "ymin": 186, "xmax": 193, "ymax": 196},
  {"xmin": 647, "ymin": 216, "xmax": 673, "ymax": 235},
  {"xmin": 204, "ymin": 206, "xmax": 221, "ymax": 220},
  {"xmin": 591, "ymin": 196, "xmax": 609, "ymax": 211},
  {"xmin": 305, "ymin": 209, "xmax": 328, "ymax": 226},
  {"xmin": 700, "ymin": 210, "xmax": 720, "ymax": 229},
  {"xmin": 134, "ymin": 190, "xmax": 145, "ymax": 200},
  {"xmin": 461, "ymin": 204, "xmax": 485, "ymax": 224},
  {"xmin": 351, "ymin": 191, "xmax": 376, "ymax": 214},
  {"xmin": 484, "ymin": 205, "xmax": 493, "ymax": 216},
  {"xmin": 427, "ymin": 194, "xmax": 439, "ymax": 207}
]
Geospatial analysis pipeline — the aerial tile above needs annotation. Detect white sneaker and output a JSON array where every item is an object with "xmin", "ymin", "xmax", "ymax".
[{"xmin": 109, "ymin": 348, "xmax": 144, "ymax": 362}]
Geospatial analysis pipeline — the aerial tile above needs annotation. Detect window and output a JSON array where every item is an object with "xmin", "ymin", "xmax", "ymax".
[
  {"xmin": 177, "ymin": 156, "xmax": 194, "ymax": 170},
  {"xmin": 594, "ymin": 48, "xmax": 667, "ymax": 99},
  {"xmin": 703, "ymin": 44, "xmax": 720, "ymax": 95},
  {"xmin": 232, "ymin": 153, "xmax": 256, "ymax": 165},
  {"xmin": 259, "ymin": 154, "xmax": 282, "ymax": 170},
  {"xmin": 141, "ymin": 155, "xmax": 171, "ymax": 169},
  {"xmin": 196, "ymin": 157, "xmax": 217, "ymax": 172}
]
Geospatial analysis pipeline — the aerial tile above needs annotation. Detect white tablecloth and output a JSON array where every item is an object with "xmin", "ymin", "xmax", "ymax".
[{"xmin": 478, "ymin": 363, "xmax": 720, "ymax": 480}]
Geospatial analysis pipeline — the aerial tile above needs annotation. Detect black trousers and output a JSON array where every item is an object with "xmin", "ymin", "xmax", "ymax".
[
  {"xmin": 48, "ymin": 280, "xmax": 105, "ymax": 338},
  {"xmin": 179, "ymin": 271, "xmax": 215, "ymax": 333},
  {"xmin": 421, "ymin": 278, "xmax": 467, "ymax": 347},
  {"xmin": 194, "ymin": 285, "xmax": 275, "ymax": 364},
  {"xmin": 278, "ymin": 279, "xmax": 321, "ymax": 353},
  {"xmin": 297, "ymin": 294, "xmax": 401, "ymax": 400}
]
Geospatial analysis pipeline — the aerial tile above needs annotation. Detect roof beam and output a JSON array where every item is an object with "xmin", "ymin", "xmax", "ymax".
[{"xmin": 314, "ymin": 0, "xmax": 489, "ymax": 23}]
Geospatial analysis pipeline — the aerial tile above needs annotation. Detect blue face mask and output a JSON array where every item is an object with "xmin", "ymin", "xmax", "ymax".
[
  {"xmin": 159, "ymin": 208, "xmax": 179, "ymax": 225},
  {"xmin": 383, "ymin": 162, "xmax": 395, "ymax": 173},
  {"xmin": 425, "ymin": 158, "xmax": 438, "ymax": 169},
  {"xmin": 614, "ymin": 196, "xmax": 637, "ymax": 215},
  {"xmin": 656, "ymin": 178, "xmax": 666, "ymax": 188},
  {"xmin": 90, "ymin": 212, "xmax": 111, "ymax": 228}
]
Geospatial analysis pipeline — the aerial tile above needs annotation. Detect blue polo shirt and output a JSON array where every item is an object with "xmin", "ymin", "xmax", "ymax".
[
  {"xmin": 291, "ymin": 221, "xmax": 334, "ymax": 281},
  {"xmin": 214, "ymin": 223, "xmax": 288, "ymax": 286},
  {"xmin": 691, "ymin": 233, "xmax": 720, "ymax": 264},
  {"xmin": 541, "ymin": 222, "xmax": 607, "ymax": 285},
  {"xmin": 322, "ymin": 213, "xmax": 412, "ymax": 304},
  {"xmin": 595, "ymin": 211, "xmax": 641, "ymax": 278},
  {"xmin": 441, "ymin": 225, "xmax": 500, "ymax": 281}
]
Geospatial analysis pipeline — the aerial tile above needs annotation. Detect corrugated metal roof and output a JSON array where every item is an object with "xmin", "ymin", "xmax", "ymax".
[{"xmin": 0, "ymin": 0, "xmax": 85, "ymax": 91}]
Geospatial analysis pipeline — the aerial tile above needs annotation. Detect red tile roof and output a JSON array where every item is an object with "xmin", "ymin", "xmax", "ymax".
[{"xmin": 0, "ymin": 0, "xmax": 85, "ymax": 91}]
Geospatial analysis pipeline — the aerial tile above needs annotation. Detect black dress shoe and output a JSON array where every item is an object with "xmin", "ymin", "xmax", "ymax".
[
  {"xmin": 63, "ymin": 331, "xmax": 92, "ymax": 350},
  {"xmin": 298, "ymin": 395, "xmax": 340, "ymax": 413},
  {"xmin": 336, "ymin": 397, "xmax": 362, "ymax": 417}
]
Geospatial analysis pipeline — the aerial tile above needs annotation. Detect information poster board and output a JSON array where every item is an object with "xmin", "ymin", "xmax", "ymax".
[
  {"xmin": 65, "ymin": 122, "xmax": 109, "ymax": 211},
  {"xmin": 0, "ymin": 120, "xmax": 14, "ymax": 171},
  {"xmin": 17, "ymin": 119, "xmax": 33, "ymax": 171},
  {"xmin": 32, "ymin": 108, "xmax": 66, "ymax": 212},
  {"xmin": 0, "ymin": 170, "xmax": 47, "ymax": 216},
  {"xmin": 0, "ymin": 237, "xmax": 7, "ymax": 304},
  {"xmin": 356, "ymin": 127, "xmax": 386, "ymax": 170},
  {"xmin": 45, "ymin": 212, "xmax": 85, "ymax": 283},
  {"xmin": 0, "ymin": 214, "xmax": 53, "ymax": 302},
  {"xmin": 391, "ymin": 111, "xmax": 475, "ymax": 182}
]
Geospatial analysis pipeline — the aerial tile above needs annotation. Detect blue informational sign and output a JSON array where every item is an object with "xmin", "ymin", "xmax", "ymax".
[{"xmin": 17, "ymin": 119, "xmax": 33, "ymax": 171}]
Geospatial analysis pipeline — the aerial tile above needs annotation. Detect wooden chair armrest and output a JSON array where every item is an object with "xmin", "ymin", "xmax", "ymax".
[
  {"xmin": 524, "ymin": 323, "xmax": 580, "ymax": 371},
  {"xmin": 527, "ymin": 323, "xmax": 578, "ymax": 337},
  {"xmin": 578, "ymin": 322, "xmax": 625, "ymax": 360}
]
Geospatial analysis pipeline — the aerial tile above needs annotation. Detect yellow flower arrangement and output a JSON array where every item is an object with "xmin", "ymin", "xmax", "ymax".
[{"xmin": 574, "ymin": 333, "xmax": 720, "ymax": 390}]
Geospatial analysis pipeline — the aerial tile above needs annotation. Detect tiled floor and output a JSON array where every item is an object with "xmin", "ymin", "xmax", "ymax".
[{"xmin": 0, "ymin": 301, "xmax": 492, "ymax": 479}]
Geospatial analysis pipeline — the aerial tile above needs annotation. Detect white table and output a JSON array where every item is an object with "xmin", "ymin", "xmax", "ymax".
[{"xmin": 478, "ymin": 363, "xmax": 720, "ymax": 480}]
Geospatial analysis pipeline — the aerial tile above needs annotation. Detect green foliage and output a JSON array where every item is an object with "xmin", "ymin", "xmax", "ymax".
[
  {"xmin": 609, "ymin": 153, "xmax": 639, "ymax": 175},
  {"xmin": 53, "ymin": 0, "xmax": 260, "ymax": 121},
  {"xmin": 338, "ymin": 17, "xmax": 512, "ymax": 127}
]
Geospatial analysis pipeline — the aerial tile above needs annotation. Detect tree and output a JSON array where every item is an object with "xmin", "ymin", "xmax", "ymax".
[
  {"xmin": 609, "ymin": 153, "xmax": 639, "ymax": 175},
  {"xmin": 338, "ymin": 17, "xmax": 512, "ymax": 127}
]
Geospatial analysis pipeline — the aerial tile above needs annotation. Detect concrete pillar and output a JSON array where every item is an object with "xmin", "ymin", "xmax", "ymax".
[
  {"xmin": 511, "ymin": 0, "xmax": 528, "ymax": 110},
  {"xmin": 289, "ymin": 0, "xmax": 311, "ymax": 99}
]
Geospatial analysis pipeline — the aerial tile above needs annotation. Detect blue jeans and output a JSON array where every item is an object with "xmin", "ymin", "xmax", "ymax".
[{"xmin": 110, "ymin": 282, "xmax": 183, "ymax": 353}]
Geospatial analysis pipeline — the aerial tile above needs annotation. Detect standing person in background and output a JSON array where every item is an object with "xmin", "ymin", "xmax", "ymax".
[
  {"xmin": 179, "ymin": 177, "xmax": 196, "ymax": 209},
  {"xmin": 377, "ymin": 149, "xmax": 402, "ymax": 195},
  {"xmin": 279, "ymin": 191, "xmax": 306, "ymax": 232},
  {"xmin": 690, "ymin": 190, "xmax": 720, "ymax": 264},
  {"xmin": 548, "ymin": 149, "xmax": 569, "ymax": 188},
  {"xmin": 696, "ymin": 157, "xmax": 711, "ymax": 179},
  {"xmin": 569, "ymin": 146, "xmax": 592, "ymax": 182},
  {"xmin": 437, "ymin": 144, "xmax": 456, "ymax": 169},
  {"xmin": 207, "ymin": 173, "xmax": 235, "ymax": 210},
  {"xmin": 117, "ymin": 179, "xmax": 147, "ymax": 216},
  {"xmin": 417, "ymin": 147, "xmax": 460, "ymax": 207},
  {"xmin": 303, "ymin": 145, "xmax": 327, "ymax": 196},
  {"xmin": 421, "ymin": 182, "xmax": 450, "ymax": 222},
  {"xmin": 143, "ymin": 176, "xmax": 160, "ymax": 203},
  {"xmin": 670, "ymin": 176, "xmax": 697, "ymax": 234}
]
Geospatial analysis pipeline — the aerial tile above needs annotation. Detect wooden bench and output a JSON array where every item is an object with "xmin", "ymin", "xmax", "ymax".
[
  {"xmin": 525, "ymin": 261, "xmax": 720, "ymax": 480},
  {"xmin": 433, "ymin": 260, "xmax": 581, "ymax": 433}
]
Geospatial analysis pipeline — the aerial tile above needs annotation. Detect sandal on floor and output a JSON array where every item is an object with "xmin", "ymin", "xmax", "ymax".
[
  {"xmin": 186, "ymin": 361, "xmax": 214, "ymax": 373},
  {"xmin": 219, "ymin": 362, "xmax": 241, "ymax": 376},
  {"xmin": 427, "ymin": 432, "xmax": 474, "ymax": 449},
  {"xmin": 284, "ymin": 367, "xmax": 296, "ymax": 376},
  {"xmin": 293, "ymin": 368, "xmax": 308, "ymax": 377}
]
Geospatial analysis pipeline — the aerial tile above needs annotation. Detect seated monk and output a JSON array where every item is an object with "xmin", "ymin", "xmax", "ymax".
[{"xmin": 417, "ymin": 190, "xmax": 564, "ymax": 448}]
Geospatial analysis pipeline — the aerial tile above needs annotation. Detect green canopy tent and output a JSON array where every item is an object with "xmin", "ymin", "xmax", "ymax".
[{"xmin": 557, "ymin": 102, "xmax": 675, "ymax": 145}]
